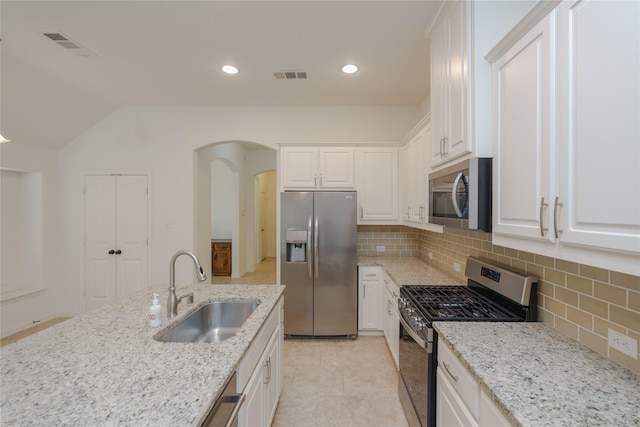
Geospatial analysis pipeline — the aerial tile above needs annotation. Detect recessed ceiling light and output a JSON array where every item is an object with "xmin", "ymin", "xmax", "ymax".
[
  {"xmin": 341, "ymin": 64, "xmax": 359, "ymax": 74},
  {"xmin": 221, "ymin": 65, "xmax": 239, "ymax": 75}
]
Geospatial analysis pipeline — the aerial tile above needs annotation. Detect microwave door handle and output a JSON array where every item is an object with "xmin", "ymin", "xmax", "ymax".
[{"xmin": 451, "ymin": 172, "xmax": 464, "ymax": 218}]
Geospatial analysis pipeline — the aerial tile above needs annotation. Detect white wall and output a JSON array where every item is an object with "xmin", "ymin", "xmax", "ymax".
[
  {"xmin": 211, "ymin": 159, "xmax": 233, "ymax": 240},
  {"xmin": 0, "ymin": 143, "xmax": 59, "ymax": 336},
  {"xmin": 52, "ymin": 105, "xmax": 419, "ymax": 314}
]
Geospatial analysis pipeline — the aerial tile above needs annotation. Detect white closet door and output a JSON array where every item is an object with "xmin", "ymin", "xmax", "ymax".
[
  {"xmin": 84, "ymin": 175, "xmax": 117, "ymax": 311},
  {"xmin": 115, "ymin": 176, "xmax": 148, "ymax": 299},
  {"xmin": 84, "ymin": 175, "xmax": 148, "ymax": 311}
]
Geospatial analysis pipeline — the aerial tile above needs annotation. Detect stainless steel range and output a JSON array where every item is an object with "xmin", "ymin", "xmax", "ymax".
[{"xmin": 398, "ymin": 257, "xmax": 537, "ymax": 427}]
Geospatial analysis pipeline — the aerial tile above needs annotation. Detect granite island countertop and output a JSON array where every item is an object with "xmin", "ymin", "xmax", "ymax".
[
  {"xmin": 0, "ymin": 284, "xmax": 285, "ymax": 426},
  {"xmin": 435, "ymin": 322, "xmax": 640, "ymax": 426},
  {"xmin": 358, "ymin": 256, "xmax": 464, "ymax": 286}
]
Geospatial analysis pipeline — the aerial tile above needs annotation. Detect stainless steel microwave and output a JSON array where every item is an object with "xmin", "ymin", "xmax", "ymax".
[{"xmin": 428, "ymin": 158, "xmax": 492, "ymax": 232}]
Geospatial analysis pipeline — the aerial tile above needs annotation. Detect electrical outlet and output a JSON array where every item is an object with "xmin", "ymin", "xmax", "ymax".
[
  {"xmin": 428, "ymin": 252, "xmax": 433, "ymax": 260},
  {"xmin": 376, "ymin": 245, "xmax": 385, "ymax": 252},
  {"xmin": 454, "ymin": 262, "xmax": 461, "ymax": 272},
  {"xmin": 608, "ymin": 329, "xmax": 638, "ymax": 360}
]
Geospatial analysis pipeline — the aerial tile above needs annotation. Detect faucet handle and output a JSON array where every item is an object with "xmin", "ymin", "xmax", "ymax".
[{"xmin": 179, "ymin": 292, "xmax": 194, "ymax": 305}]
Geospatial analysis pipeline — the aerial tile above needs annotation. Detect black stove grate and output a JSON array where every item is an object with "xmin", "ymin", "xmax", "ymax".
[{"xmin": 402, "ymin": 285, "xmax": 523, "ymax": 322}]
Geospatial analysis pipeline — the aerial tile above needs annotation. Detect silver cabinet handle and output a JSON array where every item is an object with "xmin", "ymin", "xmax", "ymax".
[
  {"xmin": 363, "ymin": 284, "xmax": 366, "ymax": 299},
  {"xmin": 314, "ymin": 173, "xmax": 317, "ymax": 187},
  {"xmin": 442, "ymin": 136, "xmax": 448, "ymax": 157},
  {"xmin": 540, "ymin": 197, "xmax": 549, "ymax": 236},
  {"xmin": 440, "ymin": 138, "xmax": 445, "ymax": 158},
  {"xmin": 554, "ymin": 196, "xmax": 563, "ymax": 238},
  {"xmin": 320, "ymin": 173, "xmax": 323, "ymax": 187},
  {"xmin": 442, "ymin": 362, "xmax": 459, "ymax": 382},
  {"xmin": 360, "ymin": 206, "xmax": 363, "ymax": 219}
]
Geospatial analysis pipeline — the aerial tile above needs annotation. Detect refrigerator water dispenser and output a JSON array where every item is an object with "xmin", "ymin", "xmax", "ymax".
[{"xmin": 285, "ymin": 229, "xmax": 307, "ymax": 262}]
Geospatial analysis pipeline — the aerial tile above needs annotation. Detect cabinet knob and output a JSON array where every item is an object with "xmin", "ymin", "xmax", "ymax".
[
  {"xmin": 115, "ymin": 250, "xmax": 122, "ymax": 255},
  {"xmin": 108, "ymin": 250, "xmax": 115, "ymax": 255}
]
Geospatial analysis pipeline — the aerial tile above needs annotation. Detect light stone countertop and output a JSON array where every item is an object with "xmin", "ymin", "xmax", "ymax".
[
  {"xmin": 0, "ymin": 284, "xmax": 285, "ymax": 426},
  {"xmin": 435, "ymin": 322, "xmax": 640, "ymax": 427},
  {"xmin": 358, "ymin": 256, "xmax": 464, "ymax": 286}
]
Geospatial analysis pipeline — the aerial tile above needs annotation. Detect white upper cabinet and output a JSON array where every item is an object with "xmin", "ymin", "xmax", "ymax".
[
  {"xmin": 491, "ymin": 11, "xmax": 556, "ymax": 244},
  {"xmin": 356, "ymin": 148, "xmax": 399, "ymax": 223},
  {"xmin": 430, "ymin": 1, "xmax": 470, "ymax": 167},
  {"xmin": 401, "ymin": 117, "xmax": 431, "ymax": 225},
  {"xmin": 488, "ymin": 0, "xmax": 640, "ymax": 275},
  {"xmin": 556, "ymin": 0, "xmax": 640, "ymax": 254},
  {"xmin": 281, "ymin": 147, "xmax": 354, "ymax": 190}
]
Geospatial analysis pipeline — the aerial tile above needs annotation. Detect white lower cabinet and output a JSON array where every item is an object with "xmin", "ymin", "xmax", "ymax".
[
  {"xmin": 437, "ymin": 337, "xmax": 512, "ymax": 427},
  {"xmin": 382, "ymin": 272, "xmax": 399, "ymax": 369},
  {"xmin": 237, "ymin": 297, "xmax": 282, "ymax": 427},
  {"xmin": 358, "ymin": 266, "xmax": 382, "ymax": 331}
]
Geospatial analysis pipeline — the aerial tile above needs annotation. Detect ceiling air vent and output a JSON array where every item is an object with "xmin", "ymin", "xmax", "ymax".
[
  {"xmin": 43, "ymin": 32, "xmax": 96, "ymax": 57},
  {"xmin": 274, "ymin": 71, "xmax": 307, "ymax": 80}
]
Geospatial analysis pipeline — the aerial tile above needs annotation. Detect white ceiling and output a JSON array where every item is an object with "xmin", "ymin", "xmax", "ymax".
[{"xmin": 0, "ymin": 1, "xmax": 443, "ymax": 150}]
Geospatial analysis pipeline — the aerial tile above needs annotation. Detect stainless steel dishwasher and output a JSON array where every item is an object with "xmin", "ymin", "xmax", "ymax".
[{"xmin": 201, "ymin": 372, "xmax": 245, "ymax": 427}]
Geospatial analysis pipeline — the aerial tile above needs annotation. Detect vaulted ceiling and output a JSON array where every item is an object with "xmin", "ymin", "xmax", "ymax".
[{"xmin": 0, "ymin": 1, "xmax": 442, "ymax": 150}]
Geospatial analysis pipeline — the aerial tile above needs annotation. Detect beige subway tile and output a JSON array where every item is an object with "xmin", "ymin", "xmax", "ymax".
[
  {"xmin": 567, "ymin": 306, "xmax": 593, "ymax": 329},
  {"xmin": 629, "ymin": 291, "xmax": 640, "ymax": 312},
  {"xmin": 487, "ymin": 253, "xmax": 499, "ymax": 263},
  {"xmin": 579, "ymin": 295, "xmax": 608, "ymax": 319},
  {"xmin": 555, "ymin": 317, "xmax": 579, "ymax": 340},
  {"xmin": 518, "ymin": 251, "xmax": 536, "ymax": 263},
  {"xmin": 504, "ymin": 247, "xmax": 519, "ymax": 258},
  {"xmin": 594, "ymin": 282, "xmax": 627, "ymax": 307},
  {"xmin": 593, "ymin": 317, "xmax": 623, "ymax": 338},
  {"xmin": 544, "ymin": 268, "xmax": 566, "ymax": 286},
  {"xmin": 526, "ymin": 263, "xmax": 544, "ymax": 279},
  {"xmin": 545, "ymin": 297, "xmax": 566, "ymax": 317},
  {"xmin": 609, "ymin": 346, "xmax": 640, "ymax": 374},
  {"xmin": 556, "ymin": 287, "xmax": 579, "ymax": 307},
  {"xmin": 579, "ymin": 329, "xmax": 608, "ymax": 356},
  {"xmin": 579, "ymin": 264, "xmax": 609, "ymax": 283},
  {"xmin": 535, "ymin": 254, "xmax": 555, "ymax": 268},
  {"xmin": 511, "ymin": 259, "xmax": 526, "ymax": 273},
  {"xmin": 610, "ymin": 271, "xmax": 640, "ymax": 292},
  {"xmin": 555, "ymin": 259, "xmax": 580, "ymax": 275},
  {"xmin": 567, "ymin": 275, "xmax": 593, "ymax": 295},
  {"xmin": 538, "ymin": 307, "xmax": 554, "ymax": 326},
  {"xmin": 538, "ymin": 281, "xmax": 554, "ymax": 298},
  {"xmin": 610, "ymin": 305, "xmax": 640, "ymax": 331}
]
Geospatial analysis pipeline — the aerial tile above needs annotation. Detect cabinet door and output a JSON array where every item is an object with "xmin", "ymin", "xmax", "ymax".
[
  {"xmin": 430, "ymin": 16, "xmax": 447, "ymax": 166},
  {"xmin": 446, "ymin": 0, "xmax": 470, "ymax": 161},
  {"xmin": 239, "ymin": 367, "xmax": 264, "ymax": 427},
  {"xmin": 401, "ymin": 142, "xmax": 413, "ymax": 220},
  {"xmin": 437, "ymin": 369, "xmax": 479, "ymax": 427},
  {"xmin": 492, "ymin": 13, "xmax": 556, "ymax": 243},
  {"xmin": 410, "ymin": 130, "xmax": 426, "ymax": 222},
  {"xmin": 479, "ymin": 390, "xmax": 511, "ymax": 427},
  {"xmin": 281, "ymin": 147, "xmax": 318, "ymax": 188},
  {"xmin": 358, "ymin": 267, "xmax": 381, "ymax": 330},
  {"xmin": 319, "ymin": 148, "xmax": 354, "ymax": 188},
  {"xmin": 557, "ymin": 0, "xmax": 640, "ymax": 253},
  {"xmin": 264, "ymin": 329, "xmax": 281, "ymax": 426},
  {"xmin": 356, "ymin": 148, "xmax": 399, "ymax": 222}
]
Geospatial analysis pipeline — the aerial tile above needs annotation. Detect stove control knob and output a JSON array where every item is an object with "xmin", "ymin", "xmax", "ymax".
[
  {"xmin": 406, "ymin": 308, "xmax": 416, "ymax": 315},
  {"xmin": 411, "ymin": 316, "xmax": 420, "ymax": 324},
  {"xmin": 415, "ymin": 322, "xmax": 426, "ymax": 330},
  {"xmin": 399, "ymin": 298, "xmax": 409, "ymax": 308}
]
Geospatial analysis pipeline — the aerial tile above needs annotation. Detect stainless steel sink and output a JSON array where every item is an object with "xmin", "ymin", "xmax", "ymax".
[{"xmin": 154, "ymin": 299, "xmax": 260, "ymax": 343}]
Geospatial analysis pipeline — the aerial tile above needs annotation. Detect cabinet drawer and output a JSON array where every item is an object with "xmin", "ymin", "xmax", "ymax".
[
  {"xmin": 359, "ymin": 266, "xmax": 380, "ymax": 281},
  {"xmin": 438, "ymin": 339, "xmax": 480, "ymax": 419}
]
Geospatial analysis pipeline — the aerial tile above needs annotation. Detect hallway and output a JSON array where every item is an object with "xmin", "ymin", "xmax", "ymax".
[{"xmin": 210, "ymin": 257, "xmax": 277, "ymax": 285}]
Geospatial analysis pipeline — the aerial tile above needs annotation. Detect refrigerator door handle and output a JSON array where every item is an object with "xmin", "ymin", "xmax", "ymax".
[
  {"xmin": 307, "ymin": 215, "xmax": 313, "ymax": 279},
  {"xmin": 314, "ymin": 215, "xmax": 319, "ymax": 278}
]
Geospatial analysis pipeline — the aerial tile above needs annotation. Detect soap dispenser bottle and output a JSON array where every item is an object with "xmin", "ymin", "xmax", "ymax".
[{"xmin": 149, "ymin": 293, "xmax": 162, "ymax": 328}]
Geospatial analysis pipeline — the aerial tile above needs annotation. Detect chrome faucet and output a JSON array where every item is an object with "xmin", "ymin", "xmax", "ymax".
[{"xmin": 168, "ymin": 250, "xmax": 207, "ymax": 319}]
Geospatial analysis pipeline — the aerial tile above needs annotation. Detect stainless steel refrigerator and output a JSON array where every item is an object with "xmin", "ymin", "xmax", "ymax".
[{"xmin": 280, "ymin": 191, "xmax": 358, "ymax": 337}]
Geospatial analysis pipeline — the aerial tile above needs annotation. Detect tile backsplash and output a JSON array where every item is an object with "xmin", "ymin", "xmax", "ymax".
[{"xmin": 357, "ymin": 225, "xmax": 640, "ymax": 374}]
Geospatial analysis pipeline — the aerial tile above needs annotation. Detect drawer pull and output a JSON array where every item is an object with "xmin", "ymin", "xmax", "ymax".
[{"xmin": 443, "ymin": 362, "xmax": 459, "ymax": 382}]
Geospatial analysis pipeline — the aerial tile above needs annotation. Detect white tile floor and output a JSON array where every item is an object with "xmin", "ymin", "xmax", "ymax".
[{"xmin": 273, "ymin": 336, "xmax": 409, "ymax": 427}]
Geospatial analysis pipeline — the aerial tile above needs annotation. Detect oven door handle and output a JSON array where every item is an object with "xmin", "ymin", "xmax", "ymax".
[
  {"xmin": 451, "ymin": 172, "xmax": 465, "ymax": 218},
  {"xmin": 399, "ymin": 315, "xmax": 429, "ymax": 349}
]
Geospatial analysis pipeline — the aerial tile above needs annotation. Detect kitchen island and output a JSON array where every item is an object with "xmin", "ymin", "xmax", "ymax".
[
  {"xmin": 435, "ymin": 322, "xmax": 640, "ymax": 426},
  {"xmin": 0, "ymin": 284, "xmax": 285, "ymax": 426}
]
